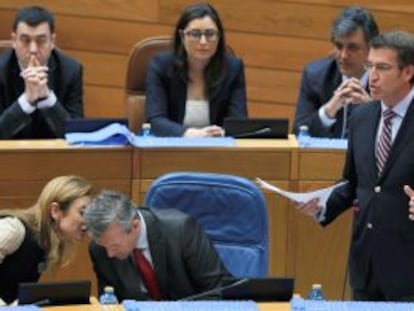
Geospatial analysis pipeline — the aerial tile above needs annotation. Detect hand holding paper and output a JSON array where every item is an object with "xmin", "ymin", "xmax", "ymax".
[
  {"xmin": 256, "ymin": 178, "xmax": 344, "ymax": 205},
  {"xmin": 256, "ymin": 178, "xmax": 346, "ymax": 218}
]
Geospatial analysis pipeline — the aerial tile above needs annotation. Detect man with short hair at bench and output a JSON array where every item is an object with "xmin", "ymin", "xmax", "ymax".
[
  {"xmin": 293, "ymin": 6, "xmax": 379, "ymax": 138},
  {"xmin": 0, "ymin": 5, "xmax": 83, "ymax": 139}
]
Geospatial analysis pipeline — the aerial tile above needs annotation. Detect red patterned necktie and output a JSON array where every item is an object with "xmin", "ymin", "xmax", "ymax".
[
  {"xmin": 133, "ymin": 248, "xmax": 162, "ymax": 300},
  {"xmin": 376, "ymin": 109, "xmax": 395, "ymax": 174}
]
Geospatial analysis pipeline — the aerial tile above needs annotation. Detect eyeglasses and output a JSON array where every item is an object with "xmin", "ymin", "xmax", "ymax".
[
  {"xmin": 181, "ymin": 29, "xmax": 220, "ymax": 42},
  {"xmin": 364, "ymin": 62, "xmax": 398, "ymax": 73}
]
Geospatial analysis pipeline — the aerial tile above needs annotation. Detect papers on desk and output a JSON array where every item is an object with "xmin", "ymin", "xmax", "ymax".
[
  {"xmin": 256, "ymin": 178, "xmax": 345, "ymax": 205},
  {"xmin": 123, "ymin": 300, "xmax": 259, "ymax": 311},
  {"xmin": 295, "ymin": 299, "xmax": 414, "ymax": 311},
  {"xmin": 302, "ymin": 137, "xmax": 348, "ymax": 149},
  {"xmin": 1, "ymin": 307, "xmax": 40, "ymax": 311},
  {"xmin": 65, "ymin": 123, "xmax": 236, "ymax": 147}
]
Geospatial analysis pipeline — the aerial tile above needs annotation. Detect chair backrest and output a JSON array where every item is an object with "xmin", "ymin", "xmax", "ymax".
[
  {"xmin": 124, "ymin": 36, "xmax": 235, "ymax": 134},
  {"xmin": 0, "ymin": 40, "xmax": 12, "ymax": 55},
  {"xmin": 125, "ymin": 36, "xmax": 172, "ymax": 133},
  {"xmin": 145, "ymin": 172, "xmax": 269, "ymax": 278}
]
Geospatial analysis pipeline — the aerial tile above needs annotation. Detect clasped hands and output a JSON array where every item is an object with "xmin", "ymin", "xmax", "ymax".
[
  {"xmin": 20, "ymin": 55, "xmax": 50, "ymax": 105},
  {"xmin": 184, "ymin": 125, "xmax": 225, "ymax": 137},
  {"xmin": 293, "ymin": 185, "xmax": 414, "ymax": 221},
  {"xmin": 324, "ymin": 78, "xmax": 371, "ymax": 119}
]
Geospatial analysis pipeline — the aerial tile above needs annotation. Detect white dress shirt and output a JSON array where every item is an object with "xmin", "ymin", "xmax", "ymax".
[{"xmin": 0, "ymin": 217, "xmax": 25, "ymax": 263}]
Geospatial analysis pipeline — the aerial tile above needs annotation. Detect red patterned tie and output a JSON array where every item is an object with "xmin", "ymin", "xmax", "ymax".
[
  {"xmin": 133, "ymin": 248, "xmax": 162, "ymax": 300},
  {"xmin": 376, "ymin": 109, "xmax": 395, "ymax": 174}
]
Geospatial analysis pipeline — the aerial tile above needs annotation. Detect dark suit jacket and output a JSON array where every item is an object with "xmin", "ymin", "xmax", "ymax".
[
  {"xmin": 323, "ymin": 99, "xmax": 414, "ymax": 300},
  {"xmin": 89, "ymin": 208, "xmax": 230, "ymax": 301},
  {"xmin": 0, "ymin": 49, "xmax": 83, "ymax": 139},
  {"xmin": 293, "ymin": 56, "xmax": 345, "ymax": 138},
  {"xmin": 0, "ymin": 220, "xmax": 45, "ymax": 304},
  {"xmin": 145, "ymin": 52, "xmax": 247, "ymax": 136}
]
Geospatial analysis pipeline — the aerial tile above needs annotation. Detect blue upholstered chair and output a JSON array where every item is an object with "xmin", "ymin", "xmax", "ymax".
[{"xmin": 145, "ymin": 172, "xmax": 269, "ymax": 277}]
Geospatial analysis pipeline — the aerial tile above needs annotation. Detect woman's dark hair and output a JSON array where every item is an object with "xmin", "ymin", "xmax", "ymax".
[{"xmin": 173, "ymin": 3, "xmax": 227, "ymax": 98}]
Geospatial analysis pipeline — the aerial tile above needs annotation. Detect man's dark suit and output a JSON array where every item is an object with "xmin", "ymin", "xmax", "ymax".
[
  {"xmin": 89, "ymin": 207, "xmax": 230, "ymax": 301},
  {"xmin": 323, "ymin": 99, "xmax": 414, "ymax": 300},
  {"xmin": 146, "ymin": 52, "xmax": 247, "ymax": 136},
  {"xmin": 0, "ymin": 49, "xmax": 83, "ymax": 139},
  {"xmin": 293, "ymin": 56, "xmax": 346, "ymax": 138}
]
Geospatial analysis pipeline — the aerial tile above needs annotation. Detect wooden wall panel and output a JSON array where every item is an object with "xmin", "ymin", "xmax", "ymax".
[
  {"xmin": 160, "ymin": 0, "xmax": 337, "ymax": 39},
  {"xmin": 0, "ymin": 0, "xmax": 159, "ymax": 22},
  {"xmin": 83, "ymin": 86, "xmax": 124, "ymax": 117},
  {"xmin": 227, "ymin": 32, "xmax": 332, "ymax": 71},
  {"xmin": 68, "ymin": 50, "xmax": 127, "ymax": 87},
  {"xmin": 248, "ymin": 102, "xmax": 295, "ymax": 123},
  {"xmin": 55, "ymin": 16, "xmax": 171, "ymax": 54},
  {"xmin": 247, "ymin": 68, "xmax": 300, "ymax": 104}
]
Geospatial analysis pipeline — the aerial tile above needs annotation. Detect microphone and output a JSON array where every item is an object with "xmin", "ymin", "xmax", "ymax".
[
  {"xmin": 32, "ymin": 298, "xmax": 51, "ymax": 306},
  {"xmin": 233, "ymin": 127, "xmax": 272, "ymax": 138},
  {"xmin": 178, "ymin": 278, "xmax": 249, "ymax": 301}
]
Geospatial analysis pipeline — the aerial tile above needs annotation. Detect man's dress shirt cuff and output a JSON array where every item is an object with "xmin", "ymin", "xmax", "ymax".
[
  {"xmin": 37, "ymin": 91, "xmax": 57, "ymax": 109},
  {"xmin": 18, "ymin": 94, "xmax": 36, "ymax": 114},
  {"xmin": 318, "ymin": 105, "xmax": 336, "ymax": 128},
  {"xmin": 315, "ymin": 204, "xmax": 327, "ymax": 223}
]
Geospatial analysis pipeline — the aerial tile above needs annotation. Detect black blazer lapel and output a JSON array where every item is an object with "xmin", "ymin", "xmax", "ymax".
[
  {"xmin": 142, "ymin": 209, "xmax": 169, "ymax": 298},
  {"xmin": 170, "ymin": 72, "xmax": 187, "ymax": 123},
  {"xmin": 363, "ymin": 103, "xmax": 382, "ymax": 179},
  {"xmin": 47, "ymin": 50, "xmax": 59, "ymax": 97},
  {"xmin": 113, "ymin": 255, "xmax": 147, "ymax": 299}
]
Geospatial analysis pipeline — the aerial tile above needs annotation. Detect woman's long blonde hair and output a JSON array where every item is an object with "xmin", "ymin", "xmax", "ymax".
[{"xmin": 0, "ymin": 175, "xmax": 93, "ymax": 272}]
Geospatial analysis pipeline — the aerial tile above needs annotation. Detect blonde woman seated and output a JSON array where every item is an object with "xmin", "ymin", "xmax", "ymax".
[{"xmin": 0, "ymin": 175, "xmax": 93, "ymax": 304}]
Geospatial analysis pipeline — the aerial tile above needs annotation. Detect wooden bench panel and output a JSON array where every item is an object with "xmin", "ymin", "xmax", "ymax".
[
  {"xmin": 0, "ymin": 0, "xmax": 159, "ymax": 22},
  {"xmin": 84, "ymin": 85, "xmax": 125, "ymax": 117},
  {"xmin": 248, "ymin": 101, "xmax": 296, "ymax": 121},
  {"xmin": 160, "ymin": 0, "xmax": 414, "ymax": 40},
  {"xmin": 246, "ymin": 68, "xmax": 300, "ymax": 104},
  {"xmin": 286, "ymin": 0, "xmax": 414, "ymax": 13},
  {"xmin": 56, "ymin": 16, "xmax": 171, "ymax": 54},
  {"xmin": 160, "ymin": 0, "xmax": 341, "ymax": 40},
  {"xmin": 68, "ymin": 50, "xmax": 127, "ymax": 87},
  {"xmin": 227, "ymin": 32, "xmax": 332, "ymax": 71}
]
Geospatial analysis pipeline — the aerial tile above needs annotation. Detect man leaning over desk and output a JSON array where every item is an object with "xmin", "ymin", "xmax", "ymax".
[
  {"xmin": 83, "ymin": 190, "xmax": 230, "ymax": 301},
  {"xmin": 0, "ymin": 5, "xmax": 83, "ymax": 139}
]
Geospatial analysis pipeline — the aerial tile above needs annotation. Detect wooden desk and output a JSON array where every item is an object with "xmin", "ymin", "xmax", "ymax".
[
  {"xmin": 0, "ymin": 138, "xmax": 350, "ymax": 300},
  {"xmin": 42, "ymin": 302, "xmax": 290, "ymax": 311},
  {"xmin": 289, "ymin": 148, "xmax": 350, "ymax": 299},
  {"xmin": 132, "ymin": 139, "xmax": 349, "ymax": 299}
]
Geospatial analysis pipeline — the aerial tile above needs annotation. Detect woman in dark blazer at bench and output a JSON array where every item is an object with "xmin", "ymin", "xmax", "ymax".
[
  {"xmin": 145, "ymin": 3, "xmax": 247, "ymax": 137},
  {"xmin": 0, "ymin": 175, "xmax": 93, "ymax": 305}
]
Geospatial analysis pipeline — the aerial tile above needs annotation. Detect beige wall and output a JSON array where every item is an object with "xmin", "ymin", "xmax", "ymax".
[{"xmin": 1, "ymin": 1, "xmax": 413, "ymax": 129}]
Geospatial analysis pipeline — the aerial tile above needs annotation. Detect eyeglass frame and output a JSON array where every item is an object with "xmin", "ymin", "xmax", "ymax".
[
  {"xmin": 180, "ymin": 28, "xmax": 220, "ymax": 42},
  {"xmin": 364, "ymin": 62, "xmax": 400, "ymax": 73}
]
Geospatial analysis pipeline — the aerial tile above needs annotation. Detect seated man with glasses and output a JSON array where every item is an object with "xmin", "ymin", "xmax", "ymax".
[
  {"xmin": 145, "ymin": 3, "xmax": 247, "ymax": 137},
  {"xmin": 293, "ymin": 6, "xmax": 378, "ymax": 138},
  {"xmin": 0, "ymin": 5, "xmax": 83, "ymax": 139}
]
